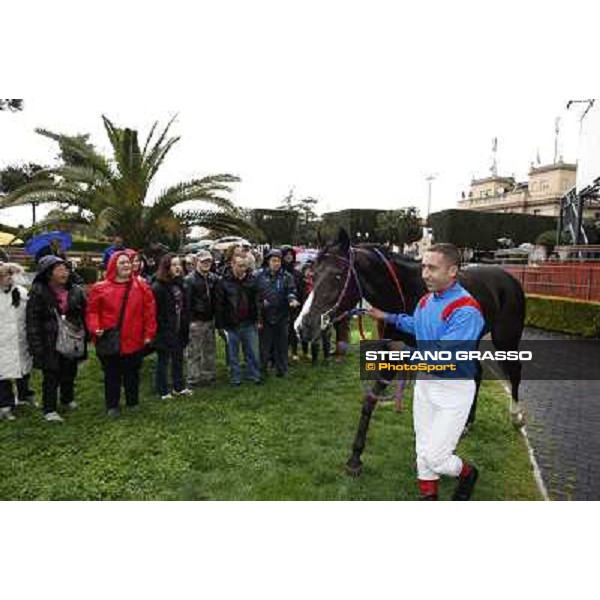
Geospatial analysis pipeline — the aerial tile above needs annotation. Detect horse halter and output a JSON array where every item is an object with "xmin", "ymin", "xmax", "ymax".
[
  {"xmin": 318, "ymin": 246, "xmax": 408, "ymax": 331},
  {"xmin": 319, "ymin": 247, "xmax": 364, "ymax": 331}
]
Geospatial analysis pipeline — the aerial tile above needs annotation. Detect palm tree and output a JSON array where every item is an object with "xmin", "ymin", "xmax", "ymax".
[{"xmin": 0, "ymin": 116, "xmax": 256, "ymax": 248}]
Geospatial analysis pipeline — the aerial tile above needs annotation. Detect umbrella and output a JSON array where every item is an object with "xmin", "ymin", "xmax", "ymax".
[
  {"xmin": 210, "ymin": 237, "xmax": 251, "ymax": 251},
  {"xmin": 0, "ymin": 232, "xmax": 23, "ymax": 245},
  {"xmin": 24, "ymin": 231, "xmax": 73, "ymax": 256}
]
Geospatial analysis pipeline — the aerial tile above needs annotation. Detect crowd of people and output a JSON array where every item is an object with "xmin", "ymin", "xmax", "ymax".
[{"xmin": 0, "ymin": 237, "xmax": 351, "ymax": 423}]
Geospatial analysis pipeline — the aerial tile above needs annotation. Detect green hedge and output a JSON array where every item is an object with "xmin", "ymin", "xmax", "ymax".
[
  {"xmin": 75, "ymin": 266, "xmax": 99, "ymax": 284},
  {"xmin": 429, "ymin": 209, "xmax": 557, "ymax": 250},
  {"xmin": 70, "ymin": 240, "xmax": 107, "ymax": 252},
  {"xmin": 526, "ymin": 294, "xmax": 600, "ymax": 338}
]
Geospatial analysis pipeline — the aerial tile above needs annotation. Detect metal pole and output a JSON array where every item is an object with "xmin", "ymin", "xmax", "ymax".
[
  {"xmin": 426, "ymin": 175, "xmax": 436, "ymax": 218},
  {"xmin": 557, "ymin": 197, "xmax": 563, "ymax": 246},
  {"xmin": 576, "ymin": 195, "xmax": 585, "ymax": 245}
]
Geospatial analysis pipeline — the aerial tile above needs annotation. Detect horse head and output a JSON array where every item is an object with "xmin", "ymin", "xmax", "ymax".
[{"xmin": 297, "ymin": 228, "xmax": 362, "ymax": 343}]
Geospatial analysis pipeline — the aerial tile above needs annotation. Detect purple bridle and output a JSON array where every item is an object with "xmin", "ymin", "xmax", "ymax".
[
  {"xmin": 317, "ymin": 246, "xmax": 408, "ymax": 331},
  {"xmin": 318, "ymin": 247, "xmax": 365, "ymax": 331}
]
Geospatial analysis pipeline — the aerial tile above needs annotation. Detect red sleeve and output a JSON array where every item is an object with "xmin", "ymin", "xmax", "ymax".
[
  {"xmin": 142, "ymin": 282, "xmax": 157, "ymax": 341},
  {"xmin": 86, "ymin": 284, "xmax": 101, "ymax": 339}
]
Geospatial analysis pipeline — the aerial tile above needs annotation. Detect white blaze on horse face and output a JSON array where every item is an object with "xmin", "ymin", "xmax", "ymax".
[{"xmin": 295, "ymin": 291, "xmax": 314, "ymax": 337}]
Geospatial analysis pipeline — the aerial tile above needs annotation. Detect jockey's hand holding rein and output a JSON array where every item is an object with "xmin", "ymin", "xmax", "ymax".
[{"xmin": 367, "ymin": 307, "xmax": 386, "ymax": 321}]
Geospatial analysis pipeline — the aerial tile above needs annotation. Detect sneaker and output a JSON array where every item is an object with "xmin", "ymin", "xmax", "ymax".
[
  {"xmin": 66, "ymin": 401, "xmax": 78, "ymax": 411},
  {"xmin": 452, "ymin": 465, "xmax": 479, "ymax": 501},
  {"xmin": 160, "ymin": 394, "xmax": 173, "ymax": 400},
  {"xmin": 44, "ymin": 412, "xmax": 64, "ymax": 423},
  {"xmin": 0, "ymin": 407, "xmax": 16, "ymax": 421},
  {"xmin": 107, "ymin": 408, "xmax": 121, "ymax": 419},
  {"xmin": 173, "ymin": 389, "xmax": 193, "ymax": 397}
]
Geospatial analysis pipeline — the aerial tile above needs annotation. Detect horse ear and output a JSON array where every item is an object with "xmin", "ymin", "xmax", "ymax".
[{"xmin": 336, "ymin": 228, "xmax": 351, "ymax": 251}]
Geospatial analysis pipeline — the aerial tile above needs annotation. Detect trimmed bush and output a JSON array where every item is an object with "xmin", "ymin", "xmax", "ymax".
[
  {"xmin": 429, "ymin": 209, "xmax": 557, "ymax": 250},
  {"xmin": 70, "ymin": 240, "xmax": 107, "ymax": 252},
  {"xmin": 526, "ymin": 294, "xmax": 600, "ymax": 338},
  {"xmin": 23, "ymin": 258, "xmax": 36, "ymax": 273},
  {"xmin": 74, "ymin": 266, "xmax": 99, "ymax": 284}
]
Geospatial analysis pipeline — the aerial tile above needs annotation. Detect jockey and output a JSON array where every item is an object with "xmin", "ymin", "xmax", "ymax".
[{"xmin": 368, "ymin": 243, "xmax": 484, "ymax": 501}]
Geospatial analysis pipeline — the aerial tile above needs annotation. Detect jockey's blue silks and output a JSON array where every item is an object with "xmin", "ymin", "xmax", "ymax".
[{"xmin": 384, "ymin": 281, "xmax": 485, "ymax": 379}]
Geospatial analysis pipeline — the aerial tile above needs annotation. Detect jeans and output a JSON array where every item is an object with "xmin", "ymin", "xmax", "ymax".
[
  {"xmin": 186, "ymin": 320, "xmax": 216, "ymax": 385},
  {"xmin": 156, "ymin": 345, "xmax": 185, "ymax": 396},
  {"xmin": 42, "ymin": 356, "xmax": 79, "ymax": 414},
  {"xmin": 100, "ymin": 351, "xmax": 144, "ymax": 411},
  {"xmin": 226, "ymin": 322, "xmax": 261, "ymax": 384}
]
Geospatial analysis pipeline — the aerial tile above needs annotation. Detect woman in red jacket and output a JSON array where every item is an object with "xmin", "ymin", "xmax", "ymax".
[{"xmin": 86, "ymin": 251, "xmax": 157, "ymax": 417}]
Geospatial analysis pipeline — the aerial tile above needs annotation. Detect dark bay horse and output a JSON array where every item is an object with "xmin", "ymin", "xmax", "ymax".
[{"xmin": 297, "ymin": 229, "xmax": 526, "ymax": 476}]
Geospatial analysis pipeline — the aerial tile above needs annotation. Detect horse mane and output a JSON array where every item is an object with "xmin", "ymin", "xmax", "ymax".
[
  {"xmin": 317, "ymin": 241, "xmax": 420, "ymax": 267},
  {"xmin": 356, "ymin": 243, "xmax": 421, "ymax": 270}
]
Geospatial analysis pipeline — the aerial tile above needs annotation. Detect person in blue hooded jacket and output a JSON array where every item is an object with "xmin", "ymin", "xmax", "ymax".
[{"xmin": 255, "ymin": 249, "xmax": 300, "ymax": 378}]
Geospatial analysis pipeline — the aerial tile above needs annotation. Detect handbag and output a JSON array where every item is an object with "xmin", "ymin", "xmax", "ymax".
[
  {"xmin": 55, "ymin": 310, "xmax": 86, "ymax": 359},
  {"xmin": 95, "ymin": 283, "xmax": 132, "ymax": 359}
]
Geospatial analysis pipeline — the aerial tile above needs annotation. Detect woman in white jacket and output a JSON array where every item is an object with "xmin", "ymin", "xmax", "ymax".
[{"xmin": 0, "ymin": 263, "xmax": 34, "ymax": 421}]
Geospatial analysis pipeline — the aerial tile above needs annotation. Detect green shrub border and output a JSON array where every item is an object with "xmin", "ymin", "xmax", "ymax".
[
  {"xmin": 526, "ymin": 294, "xmax": 600, "ymax": 338},
  {"xmin": 70, "ymin": 240, "xmax": 107, "ymax": 252}
]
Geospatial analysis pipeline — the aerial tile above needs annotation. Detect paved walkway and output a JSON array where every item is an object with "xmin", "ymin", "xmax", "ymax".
[{"xmin": 517, "ymin": 328, "xmax": 600, "ymax": 501}]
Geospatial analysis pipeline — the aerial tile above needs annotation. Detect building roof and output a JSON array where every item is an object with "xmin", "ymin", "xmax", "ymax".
[
  {"xmin": 529, "ymin": 161, "xmax": 576, "ymax": 175},
  {"xmin": 470, "ymin": 175, "xmax": 516, "ymax": 186}
]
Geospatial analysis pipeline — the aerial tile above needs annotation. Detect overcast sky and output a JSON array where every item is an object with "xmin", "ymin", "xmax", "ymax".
[{"xmin": 2, "ymin": 0, "xmax": 597, "ymax": 227}]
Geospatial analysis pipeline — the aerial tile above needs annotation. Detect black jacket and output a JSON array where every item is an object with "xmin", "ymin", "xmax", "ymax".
[
  {"xmin": 151, "ymin": 279, "xmax": 190, "ymax": 351},
  {"xmin": 255, "ymin": 267, "xmax": 298, "ymax": 325},
  {"xmin": 215, "ymin": 270, "xmax": 260, "ymax": 330},
  {"xmin": 185, "ymin": 270, "xmax": 219, "ymax": 322},
  {"xmin": 26, "ymin": 280, "xmax": 87, "ymax": 371}
]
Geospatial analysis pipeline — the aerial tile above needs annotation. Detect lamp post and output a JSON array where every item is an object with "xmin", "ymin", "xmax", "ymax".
[
  {"xmin": 426, "ymin": 174, "xmax": 437, "ymax": 218},
  {"xmin": 424, "ymin": 174, "xmax": 438, "ymax": 246}
]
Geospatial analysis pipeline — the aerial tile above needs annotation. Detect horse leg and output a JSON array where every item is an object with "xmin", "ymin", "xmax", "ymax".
[
  {"xmin": 463, "ymin": 360, "xmax": 482, "ymax": 437},
  {"xmin": 394, "ymin": 376, "xmax": 408, "ymax": 413},
  {"xmin": 503, "ymin": 359, "xmax": 524, "ymax": 428},
  {"xmin": 492, "ymin": 335, "xmax": 525, "ymax": 429},
  {"xmin": 346, "ymin": 380, "xmax": 386, "ymax": 477}
]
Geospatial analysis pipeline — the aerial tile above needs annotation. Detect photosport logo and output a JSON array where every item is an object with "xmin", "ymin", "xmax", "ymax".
[
  {"xmin": 360, "ymin": 339, "xmax": 600, "ymax": 381},
  {"xmin": 360, "ymin": 344, "xmax": 533, "ymax": 379}
]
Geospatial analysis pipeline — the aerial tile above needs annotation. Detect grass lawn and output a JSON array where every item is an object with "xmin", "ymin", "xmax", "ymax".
[{"xmin": 0, "ymin": 333, "xmax": 541, "ymax": 500}]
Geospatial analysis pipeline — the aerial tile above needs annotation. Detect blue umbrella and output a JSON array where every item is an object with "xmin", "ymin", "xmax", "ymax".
[{"xmin": 24, "ymin": 231, "xmax": 73, "ymax": 257}]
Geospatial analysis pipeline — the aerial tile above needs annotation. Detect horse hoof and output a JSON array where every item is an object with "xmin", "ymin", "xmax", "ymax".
[
  {"xmin": 512, "ymin": 411, "xmax": 526, "ymax": 429},
  {"xmin": 346, "ymin": 461, "xmax": 363, "ymax": 478}
]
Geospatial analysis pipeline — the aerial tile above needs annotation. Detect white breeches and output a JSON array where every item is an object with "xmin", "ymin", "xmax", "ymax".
[{"xmin": 413, "ymin": 377, "xmax": 476, "ymax": 481}]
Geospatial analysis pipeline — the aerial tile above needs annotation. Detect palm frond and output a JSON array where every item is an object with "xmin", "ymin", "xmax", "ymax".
[
  {"xmin": 141, "ymin": 115, "xmax": 179, "ymax": 183},
  {"xmin": 39, "ymin": 165, "xmax": 102, "ymax": 187},
  {"xmin": 142, "ymin": 120, "xmax": 160, "ymax": 159},
  {"xmin": 0, "ymin": 180, "xmax": 83, "ymax": 209},
  {"xmin": 102, "ymin": 116, "xmax": 144, "ymax": 189},
  {"xmin": 17, "ymin": 213, "xmax": 94, "ymax": 240},
  {"xmin": 35, "ymin": 128, "xmax": 113, "ymax": 180},
  {"xmin": 178, "ymin": 209, "xmax": 259, "ymax": 238}
]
